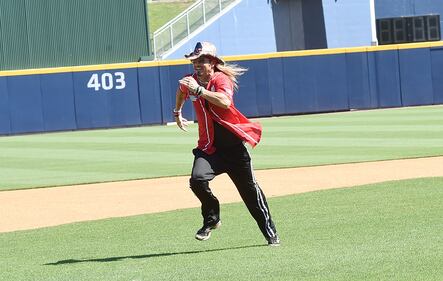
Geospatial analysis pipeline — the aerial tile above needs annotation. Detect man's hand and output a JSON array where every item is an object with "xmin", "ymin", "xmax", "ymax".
[
  {"xmin": 179, "ymin": 76, "xmax": 200, "ymax": 94},
  {"xmin": 174, "ymin": 111, "xmax": 189, "ymax": 132}
]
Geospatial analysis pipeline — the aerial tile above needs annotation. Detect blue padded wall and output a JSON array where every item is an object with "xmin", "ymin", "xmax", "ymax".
[
  {"xmin": 368, "ymin": 50, "xmax": 402, "ymax": 108},
  {"xmin": 107, "ymin": 68, "xmax": 141, "ymax": 127},
  {"xmin": 313, "ymin": 54, "xmax": 349, "ymax": 112},
  {"xmin": 247, "ymin": 59, "xmax": 273, "ymax": 117},
  {"xmin": 0, "ymin": 77, "xmax": 11, "ymax": 134},
  {"xmin": 73, "ymin": 69, "xmax": 141, "ymax": 129},
  {"xmin": 366, "ymin": 52, "xmax": 381, "ymax": 109},
  {"xmin": 138, "ymin": 66, "xmax": 163, "ymax": 125},
  {"xmin": 73, "ymin": 71, "xmax": 112, "ymax": 129},
  {"xmin": 280, "ymin": 54, "xmax": 348, "ymax": 114},
  {"xmin": 234, "ymin": 60, "xmax": 272, "ymax": 117},
  {"xmin": 283, "ymin": 56, "xmax": 317, "ymax": 114},
  {"xmin": 7, "ymin": 75, "xmax": 45, "ymax": 134},
  {"xmin": 40, "ymin": 73, "xmax": 77, "ymax": 131},
  {"xmin": 430, "ymin": 47, "xmax": 443, "ymax": 103},
  {"xmin": 398, "ymin": 48, "xmax": 434, "ymax": 106},
  {"xmin": 232, "ymin": 62, "xmax": 259, "ymax": 117},
  {"xmin": 346, "ymin": 52, "xmax": 372, "ymax": 109},
  {"xmin": 1, "ymin": 43, "xmax": 443, "ymax": 136},
  {"xmin": 266, "ymin": 58, "xmax": 286, "ymax": 115}
]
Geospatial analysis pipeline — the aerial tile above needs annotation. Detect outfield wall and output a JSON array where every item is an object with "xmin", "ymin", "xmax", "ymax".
[{"xmin": 1, "ymin": 42, "xmax": 443, "ymax": 135}]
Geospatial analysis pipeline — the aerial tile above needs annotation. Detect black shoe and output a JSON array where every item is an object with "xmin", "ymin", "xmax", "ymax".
[
  {"xmin": 267, "ymin": 234, "xmax": 281, "ymax": 246},
  {"xmin": 195, "ymin": 221, "xmax": 221, "ymax": 241}
]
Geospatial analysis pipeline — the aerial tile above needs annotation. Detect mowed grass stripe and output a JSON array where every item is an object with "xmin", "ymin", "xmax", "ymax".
[
  {"xmin": 0, "ymin": 125, "xmax": 196, "ymax": 189},
  {"xmin": 0, "ymin": 148, "xmax": 191, "ymax": 161},
  {"xmin": 0, "ymin": 178, "xmax": 441, "ymax": 281},
  {"xmin": 254, "ymin": 106, "xmax": 443, "ymax": 169},
  {"xmin": 0, "ymin": 155, "xmax": 191, "ymax": 190},
  {"xmin": 261, "ymin": 137, "xmax": 443, "ymax": 146},
  {"xmin": 1, "ymin": 105, "xmax": 443, "ymax": 191},
  {"xmin": 0, "ymin": 169, "xmax": 147, "ymax": 190}
]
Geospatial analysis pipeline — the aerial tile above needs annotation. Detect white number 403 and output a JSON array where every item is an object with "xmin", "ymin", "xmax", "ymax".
[{"xmin": 87, "ymin": 72, "xmax": 126, "ymax": 91}]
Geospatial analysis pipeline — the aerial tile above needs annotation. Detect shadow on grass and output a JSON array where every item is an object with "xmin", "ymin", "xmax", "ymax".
[{"xmin": 45, "ymin": 244, "xmax": 266, "ymax": 265}]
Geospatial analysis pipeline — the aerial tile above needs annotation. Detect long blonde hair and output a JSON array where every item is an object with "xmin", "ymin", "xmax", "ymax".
[{"xmin": 215, "ymin": 63, "xmax": 248, "ymax": 91}]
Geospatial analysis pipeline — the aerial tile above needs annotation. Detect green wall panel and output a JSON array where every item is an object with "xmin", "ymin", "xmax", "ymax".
[
  {"xmin": 0, "ymin": 0, "xmax": 30, "ymax": 70},
  {"xmin": 0, "ymin": 0, "xmax": 150, "ymax": 70}
]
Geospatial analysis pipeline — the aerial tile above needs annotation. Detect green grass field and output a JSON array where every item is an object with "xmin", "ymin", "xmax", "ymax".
[
  {"xmin": 2, "ymin": 106, "xmax": 442, "ymax": 280},
  {"xmin": 1, "ymin": 106, "xmax": 443, "ymax": 191},
  {"xmin": 1, "ymin": 178, "xmax": 442, "ymax": 281},
  {"xmin": 148, "ymin": 1, "xmax": 194, "ymax": 34}
]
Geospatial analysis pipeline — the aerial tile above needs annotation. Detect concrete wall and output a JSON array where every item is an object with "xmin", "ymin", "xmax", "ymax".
[
  {"xmin": 162, "ymin": 0, "xmax": 443, "ymax": 60},
  {"xmin": 322, "ymin": 0, "xmax": 374, "ymax": 48},
  {"xmin": 163, "ymin": 0, "xmax": 276, "ymax": 59},
  {"xmin": 271, "ymin": 0, "xmax": 327, "ymax": 51}
]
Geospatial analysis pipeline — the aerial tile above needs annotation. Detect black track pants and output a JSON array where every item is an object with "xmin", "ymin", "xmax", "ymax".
[{"xmin": 189, "ymin": 145, "xmax": 277, "ymax": 240}]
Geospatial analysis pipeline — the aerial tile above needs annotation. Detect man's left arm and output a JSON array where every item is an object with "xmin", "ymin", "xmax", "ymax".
[
  {"xmin": 179, "ymin": 76, "xmax": 232, "ymax": 109},
  {"xmin": 200, "ymin": 88, "xmax": 231, "ymax": 109}
]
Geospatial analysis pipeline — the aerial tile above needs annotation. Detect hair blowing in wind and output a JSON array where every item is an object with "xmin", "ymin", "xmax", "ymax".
[{"xmin": 215, "ymin": 63, "xmax": 248, "ymax": 90}]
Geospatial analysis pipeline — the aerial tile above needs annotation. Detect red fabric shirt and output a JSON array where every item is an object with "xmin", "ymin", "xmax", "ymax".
[{"xmin": 179, "ymin": 72, "xmax": 262, "ymax": 154}]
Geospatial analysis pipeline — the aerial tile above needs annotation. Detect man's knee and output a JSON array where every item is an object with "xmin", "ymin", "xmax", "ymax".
[
  {"xmin": 189, "ymin": 178, "xmax": 208, "ymax": 190},
  {"xmin": 189, "ymin": 178, "xmax": 218, "ymax": 202},
  {"xmin": 191, "ymin": 167, "xmax": 213, "ymax": 182}
]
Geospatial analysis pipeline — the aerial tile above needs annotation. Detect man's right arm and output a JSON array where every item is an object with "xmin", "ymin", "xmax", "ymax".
[{"xmin": 174, "ymin": 88, "xmax": 188, "ymax": 131}]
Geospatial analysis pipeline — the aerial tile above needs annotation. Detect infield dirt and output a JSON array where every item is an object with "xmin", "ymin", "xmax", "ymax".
[{"xmin": 1, "ymin": 156, "xmax": 443, "ymax": 233}]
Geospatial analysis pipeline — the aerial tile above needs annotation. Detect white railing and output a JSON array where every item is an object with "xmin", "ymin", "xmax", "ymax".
[{"xmin": 152, "ymin": 0, "xmax": 237, "ymax": 59}]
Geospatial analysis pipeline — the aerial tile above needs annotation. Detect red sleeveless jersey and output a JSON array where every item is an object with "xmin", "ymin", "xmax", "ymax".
[{"xmin": 179, "ymin": 72, "xmax": 262, "ymax": 154}]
